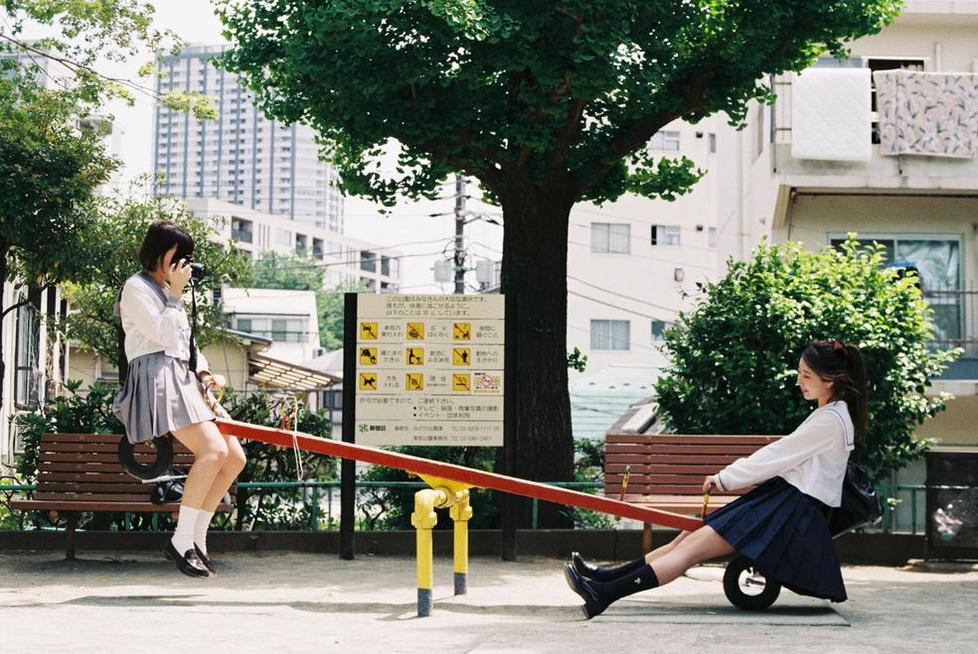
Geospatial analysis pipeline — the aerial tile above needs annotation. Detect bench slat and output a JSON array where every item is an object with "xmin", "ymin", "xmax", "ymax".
[
  {"xmin": 40, "ymin": 452, "xmax": 193, "ymax": 463},
  {"xmin": 38, "ymin": 442, "xmax": 193, "ymax": 455},
  {"xmin": 10, "ymin": 499, "xmax": 233, "ymax": 513},
  {"xmin": 612, "ymin": 454, "xmax": 752, "ymax": 465},
  {"xmin": 36, "ymin": 492, "xmax": 182, "ymax": 502},
  {"xmin": 607, "ymin": 444, "xmax": 762, "ymax": 455},
  {"xmin": 606, "ymin": 434, "xmax": 780, "ymax": 445},
  {"xmin": 39, "ymin": 471, "xmax": 152, "ymax": 483}
]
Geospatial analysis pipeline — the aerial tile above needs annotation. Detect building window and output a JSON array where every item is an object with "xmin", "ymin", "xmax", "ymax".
[
  {"xmin": 709, "ymin": 133, "xmax": 717, "ymax": 153},
  {"xmin": 651, "ymin": 320, "xmax": 673, "ymax": 342},
  {"xmin": 236, "ymin": 318, "xmax": 252, "ymax": 333},
  {"xmin": 649, "ymin": 130, "xmax": 681, "ymax": 152},
  {"xmin": 14, "ymin": 292, "xmax": 41, "ymax": 408},
  {"xmin": 272, "ymin": 319, "xmax": 289, "ymax": 341},
  {"xmin": 380, "ymin": 255, "xmax": 391, "ymax": 277},
  {"xmin": 830, "ymin": 235, "xmax": 960, "ymax": 344},
  {"xmin": 708, "ymin": 227, "xmax": 717, "ymax": 248},
  {"xmin": 591, "ymin": 223, "xmax": 630, "ymax": 254},
  {"xmin": 273, "ymin": 228, "xmax": 291, "ymax": 247},
  {"xmin": 360, "ymin": 250, "xmax": 377, "ymax": 272},
  {"xmin": 590, "ymin": 319, "xmax": 630, "ymax": 351},
  {"xmin": 651, "ymin": 225, "xmax": 681, "ymax": 246}
]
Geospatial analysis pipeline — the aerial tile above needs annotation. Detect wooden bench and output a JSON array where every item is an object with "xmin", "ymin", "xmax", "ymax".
[
  {"xmin": 604, "ymin": 433, "xmax": 780, "ymax": 551},
  {"xmin": 9, "ymin": 432, "xmax": 234, "ymax": 560}
]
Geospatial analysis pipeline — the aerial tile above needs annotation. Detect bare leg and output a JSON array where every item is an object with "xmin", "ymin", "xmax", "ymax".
[
  {"xmin": 644, "ymin": 530, "xmax": 692, "ymax": 565},
  {"xmin": 200, "ymin": 434, "xmax": 246, "ymax": 512},
  {"xmin": 170, "ymin": 420, "xmax": 228, "ymax": 509},
  {"xmin": 649, "ymin": 525, "xmax": 735, "ymax": 585}
]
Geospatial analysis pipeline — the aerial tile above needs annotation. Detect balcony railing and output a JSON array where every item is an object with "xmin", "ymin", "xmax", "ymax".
[
  {"xmin": 231, "ymin": 228, "xmax": 254, "ymax": 244},
  {"xmin": 924, "ymin": 286, "xmax": 978, "ymax": 359}
]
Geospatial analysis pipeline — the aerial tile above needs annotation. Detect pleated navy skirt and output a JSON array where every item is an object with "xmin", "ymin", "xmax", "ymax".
[{"xmin": 704, "ymin": 476, "xmax": 847, "ymax": 602}]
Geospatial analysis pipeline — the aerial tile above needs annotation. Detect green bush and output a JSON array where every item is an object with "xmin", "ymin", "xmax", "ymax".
[{"xmin": 654, "ymin": 238, "xmax": 958, "ymax": 480}]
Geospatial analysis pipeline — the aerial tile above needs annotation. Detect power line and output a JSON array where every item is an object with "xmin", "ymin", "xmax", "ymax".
[
  {"xmin": 567, "ymin": 275, "xmax": 680, "ymax": 313},
  {"xmin": 567, "ymin": 324, "xmax": 663, "ymax": 354},
  {"xmin": 569, "ymin": 290, "xmax": 669, "ymax": 322},
  {"xmin": 567, "ymin": 239, "xmax": 718, "ymax": 271}
]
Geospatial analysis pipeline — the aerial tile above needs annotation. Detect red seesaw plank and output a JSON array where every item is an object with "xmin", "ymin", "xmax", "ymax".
[{"xmin": 216, "ymin": 419, "xmax": 704, "ymax": 532}]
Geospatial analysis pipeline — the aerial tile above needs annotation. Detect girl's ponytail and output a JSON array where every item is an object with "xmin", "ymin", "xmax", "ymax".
[{"xmin": 843, "ymin": 344, "xmax": 868, "ymax": 443}]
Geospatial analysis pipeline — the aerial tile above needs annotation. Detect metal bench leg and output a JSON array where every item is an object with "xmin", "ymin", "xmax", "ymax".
[
  {"xmin": 642, "ymin": 522, "xmax": 652, "ymax": 553},
  {"xmin": 65, "ymin": 512, "xmax": 78, "ymax": 561}
]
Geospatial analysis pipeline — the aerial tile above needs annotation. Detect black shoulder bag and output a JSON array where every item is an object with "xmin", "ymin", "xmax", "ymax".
[{"xmin": 828, "ymin": 461, "xmax": 882, "ymax": 536}]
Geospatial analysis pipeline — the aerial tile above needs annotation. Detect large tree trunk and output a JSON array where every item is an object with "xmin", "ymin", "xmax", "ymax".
[{"xmin": 496, "ymin": 187, "xmax": 575, "ymax": 528}]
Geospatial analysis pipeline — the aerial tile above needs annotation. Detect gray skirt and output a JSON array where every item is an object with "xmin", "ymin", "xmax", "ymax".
[{"xmin": 112, "ymin": 352, "xmax": 219, "ymax": 444}]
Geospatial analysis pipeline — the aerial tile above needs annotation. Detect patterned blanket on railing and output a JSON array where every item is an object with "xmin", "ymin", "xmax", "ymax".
[{"xmin": 874, "ymin": 70, "xmax": 978, "ymax": 159}]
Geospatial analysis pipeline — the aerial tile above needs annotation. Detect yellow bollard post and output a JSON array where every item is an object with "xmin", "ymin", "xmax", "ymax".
[
  {"xmin": 449, "ymin": 489, "xmax": 473, "ymax": 595},
  {"xmin": 411, "ymin": 488, "xmax": 443, "ymax": 617}
]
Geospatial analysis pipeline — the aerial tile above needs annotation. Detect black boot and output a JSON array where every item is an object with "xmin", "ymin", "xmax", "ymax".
[
  {"xmin": 571, "ymin": 552, "xmax": 648, "ymax": 582},
  {"xmin": 564, "ymin": 562, "xmax": 659, "ymax": 619}
]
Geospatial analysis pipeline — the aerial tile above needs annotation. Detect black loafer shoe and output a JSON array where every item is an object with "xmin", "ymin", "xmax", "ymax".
[
  {"xmin": 194, "ymin": 544, "xmax": 216, "ymax": 575},
  {"xmin": 163, "ymin": 540, "xmax": 209, "ymax": 578},
  {"xmin": 563, "ymin": 563, "xmax": 609, "ymax": 619},
  {"xmin": 572, "ymin": 551, "xmax": 598, "ymax": 579}
]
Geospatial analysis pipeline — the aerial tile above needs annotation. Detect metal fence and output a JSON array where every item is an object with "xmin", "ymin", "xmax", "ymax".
[{"xmin": 0, "ymin": 480, "xmax": 945, "ymax": 534}]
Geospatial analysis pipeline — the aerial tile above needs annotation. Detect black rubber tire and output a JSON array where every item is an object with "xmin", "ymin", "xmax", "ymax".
[
  {"xmin": 118, "ymin": 435, "xmax": 173, "ymax": 480},
  {"xmin": 723, "ymin": 555, "xmax": 782, "ymax": 611}
]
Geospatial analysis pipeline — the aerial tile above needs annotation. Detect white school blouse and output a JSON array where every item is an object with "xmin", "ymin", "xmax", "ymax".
[
  {"xmin": 714, "ymin": 401, "xmax": 855, "ymax": 507},
  {"xmin": 118, "ymin": 273, "xmax": 210, "ymax": 375}
]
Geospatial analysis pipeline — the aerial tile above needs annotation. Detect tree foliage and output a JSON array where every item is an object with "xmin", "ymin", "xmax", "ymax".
[
  {"xmin": 654, "ymin": 238, "xmax": 956, "ymax": 480},
  {"xmin": 216, "ymin": 0, "xmax": 900, "ymax": 206}
]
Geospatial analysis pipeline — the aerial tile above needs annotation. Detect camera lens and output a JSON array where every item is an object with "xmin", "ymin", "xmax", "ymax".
[{"xmin": 190, "ymin": 262, "xmax": 206, "ymax": 282}]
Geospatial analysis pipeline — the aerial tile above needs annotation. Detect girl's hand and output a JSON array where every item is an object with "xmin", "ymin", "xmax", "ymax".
[
  {"xmin": 168, "ymin": 258, "xmax": 192, "ymax": 297},
  {"xmin": 702, "ymin": 475, "xmax": 719, "ymax": 494},
  {"xmin": 199, "ymin": 372, "xmax": 226, "ymax": 390}
]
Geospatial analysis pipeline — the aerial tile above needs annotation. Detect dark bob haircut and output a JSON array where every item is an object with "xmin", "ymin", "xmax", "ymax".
[{"xmin": 137, "ymin": 220, "xmax": 195, "ymax": 272}]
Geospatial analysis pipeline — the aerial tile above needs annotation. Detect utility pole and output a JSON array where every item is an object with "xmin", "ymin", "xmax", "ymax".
[{"xmin": 453, "ymin": 174, "xmax": 466, "ymax": 294}]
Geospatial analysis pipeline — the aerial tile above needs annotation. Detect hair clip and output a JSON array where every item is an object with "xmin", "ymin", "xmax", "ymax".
[{"xmin": 832, "ymin": 339, "xmax": 848, "ymax": 358}]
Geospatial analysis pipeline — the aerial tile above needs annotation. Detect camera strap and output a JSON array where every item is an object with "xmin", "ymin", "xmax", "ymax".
[{"xmin": 188, "ymin": 281, "xmax": 199, "ymax": 373}]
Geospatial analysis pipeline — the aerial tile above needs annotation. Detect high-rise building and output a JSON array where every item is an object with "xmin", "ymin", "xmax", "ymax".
[{"xmin": 153, "ymin": 44, "xmax": 344, "ymax": 232}]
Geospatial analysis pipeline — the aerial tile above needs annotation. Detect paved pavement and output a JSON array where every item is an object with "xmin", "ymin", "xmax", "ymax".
[{"xmin": 0, "ymin": 551, "xmax": 975, "ymax": 653}]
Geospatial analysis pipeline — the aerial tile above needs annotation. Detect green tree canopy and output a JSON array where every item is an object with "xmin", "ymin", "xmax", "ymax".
[
  {"xmin": 654, "ymin": 238, "xmax": 956, "ymax": 480},
  {"xmin": 217, "ymin": 0, "xmax": 902, "ymax": 525}
]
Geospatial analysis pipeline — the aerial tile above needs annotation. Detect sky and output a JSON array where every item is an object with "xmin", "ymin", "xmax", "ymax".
[{"xmin": 21, "ymin": 0, "xmax": 504, "ymax": 293}]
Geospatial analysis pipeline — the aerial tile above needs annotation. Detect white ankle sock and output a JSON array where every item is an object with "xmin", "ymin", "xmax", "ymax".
[
  {"xmin": 171, "ymin": 506, "xmax": 200, "ymax": 554},
  {"xmin": 194, "ymin": 509, "xmax": 215, "ymax": 555}
]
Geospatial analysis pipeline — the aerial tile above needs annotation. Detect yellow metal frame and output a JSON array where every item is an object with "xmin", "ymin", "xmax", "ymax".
[{"xmin": 410, "ymin": 474, "xmax": 476, "ymax": 617}]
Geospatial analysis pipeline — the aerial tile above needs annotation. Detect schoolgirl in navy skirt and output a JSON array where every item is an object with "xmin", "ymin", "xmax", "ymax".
[{"xmin": 565, "ymin": 339, "xmax": 869, "ymax": 619}]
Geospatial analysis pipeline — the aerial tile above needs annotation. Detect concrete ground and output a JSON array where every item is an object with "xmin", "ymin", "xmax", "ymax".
[{"xmin": 0, "ymin": 551, "xmax": 975, "ymax": 653}]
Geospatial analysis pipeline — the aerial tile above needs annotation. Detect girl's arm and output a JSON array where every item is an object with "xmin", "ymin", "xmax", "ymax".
[
  {"xmin": 120, "ymin": 280, "xmax": 190, "ymax": 354},
  {"xmin": 715, "ymin": 411, "xmax": 844, "ymax": 491}
]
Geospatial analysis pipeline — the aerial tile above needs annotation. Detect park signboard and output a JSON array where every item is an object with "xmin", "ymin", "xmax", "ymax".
[{"xmin": 346, "ymin": 294, "xmax": 505, "ymax": 447}]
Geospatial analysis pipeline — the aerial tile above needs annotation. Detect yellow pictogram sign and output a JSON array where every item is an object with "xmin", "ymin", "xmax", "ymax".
[
  {"xmin": 359, "ymin": 322, "xmax": 378, "ymax": 340},
  {"xmin": 359, "ymin": 372, "xmax": 378, "ymax": 391},
  {"xmin": 405, "ymin": 373, "xmax": 424, "ymax": 391},
  {"xmin": 406, "ymin": 347, "xmax": 425, "ymax": 365},
  {"xmin": 453, "ymin": 322, "xmax": 471, "ymax": 340},
  {"xmin": 406, "ymin": 322, "xmax": 425, "ymax": 340},
  {"xmin": 359, "ymin": 347, "xmax": 378, "ymax": 365},
  {"xmin": 452, "ymin": 373, "xmax": 470, "ymax": 392},
  {"xmin": 452, "ymin": 348, "xmax": 471, "ymax": 365}
]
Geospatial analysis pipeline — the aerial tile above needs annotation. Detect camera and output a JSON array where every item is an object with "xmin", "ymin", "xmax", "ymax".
[{"xmin": 190, "ymin": 262, "xmax": 206, "ymax": 283}]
